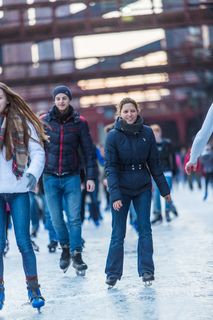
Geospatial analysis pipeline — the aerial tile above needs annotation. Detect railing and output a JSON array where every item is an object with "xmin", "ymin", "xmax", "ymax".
[
  {"xmin": 0, "ymin": 0, "xmax": 212, "ymax": 30},
  {"xmin": 0, "ymin": 46, "xmax": 211, "ymax": 83}
]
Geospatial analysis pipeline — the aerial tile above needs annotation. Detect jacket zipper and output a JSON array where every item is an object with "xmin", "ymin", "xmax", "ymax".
[{"xmin": 58, "ymin": 125, "xmax": 64, "ymax": 175}]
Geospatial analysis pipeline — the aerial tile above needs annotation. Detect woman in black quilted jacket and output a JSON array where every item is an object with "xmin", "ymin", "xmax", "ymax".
[{"xmin": 104, "ymin": 97, "xmax": 171, "ymax": 287}]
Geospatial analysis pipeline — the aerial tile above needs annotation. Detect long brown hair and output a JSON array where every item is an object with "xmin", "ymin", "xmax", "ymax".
[{"xmin": 0, "ymin": 82, "xmax": 48, "ymax": 160}]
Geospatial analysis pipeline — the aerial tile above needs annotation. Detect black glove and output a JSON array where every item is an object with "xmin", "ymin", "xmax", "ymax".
[{"xmin": 26, "ymin": 173, "xmax": 37, "ymax": 191}]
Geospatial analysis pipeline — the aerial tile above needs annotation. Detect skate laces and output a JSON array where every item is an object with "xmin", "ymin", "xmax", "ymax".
[
  {"xmin": 72, "ymin": 252, "xmax": 84, "ymax": 265},
  {"xmin": 28, "ymin": 288, "xmax": 41, "ymax": 300}
]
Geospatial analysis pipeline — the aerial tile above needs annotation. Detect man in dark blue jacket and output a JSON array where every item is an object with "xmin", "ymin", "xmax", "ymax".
[{"xmin": 41, "ymin": 85, "xmax": 96, "ymax": 275}]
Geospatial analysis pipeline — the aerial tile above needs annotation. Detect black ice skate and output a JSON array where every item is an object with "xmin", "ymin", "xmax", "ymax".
[
  {"xmin": 170, "ymin": 202, "xmax": 178, "ymax": 217},
  {"xmin": 151, "ymin": 213, "xmax": 163, "ymax": 225},
  {"xmin": 142, "ymin": 272, "xmax": 154, "ymax": 287},
  {"xmin": 105, "ymin": 276, "xmax": 117, "ymax": 289},
  {"xmin": 171, "ymin": 207, "xmax": 178, "ymax": 217},
  {"xmin": 60, "ymin": 245, "xmax": 71, "ymax": 273},
  {"xmin": 31, "ymin": 239, "xmax": 39, "ymax": 252},
  {"xmin": 71, "ymin": 250, "xmax": 87, "ymax": 276},
  {"xmin": 47, "ymin": 241, "xmax": 58, "ymax": 253}
]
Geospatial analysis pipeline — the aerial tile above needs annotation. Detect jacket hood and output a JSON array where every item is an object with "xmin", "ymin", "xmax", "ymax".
[{"xmin": 114, "ymin": 116, "xmax": 144, "ymax": 135}]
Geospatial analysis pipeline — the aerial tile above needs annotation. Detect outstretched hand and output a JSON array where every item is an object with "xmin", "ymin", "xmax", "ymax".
[
  {"xmin": 185, "ymin": 161, "xmax": 197, "ymax": 175},
  {"xmin": 26, "ymin": 173, "xmax": 37, "ymax": 191}
]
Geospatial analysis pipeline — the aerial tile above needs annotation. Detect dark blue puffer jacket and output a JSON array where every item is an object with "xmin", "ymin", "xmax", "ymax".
[
  {"xmin": 105, "ymin": 117, "xmax": 170, "ymax": 202},
  {"xmin": 41, "ymin": 105, "xmax": 96, "ymax": 179}
]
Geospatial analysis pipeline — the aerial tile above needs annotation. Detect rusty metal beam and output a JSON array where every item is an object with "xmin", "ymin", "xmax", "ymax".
[
  {"xmin": 0, "ymin": 7, "xmax": 212, "ymax": 44},
  {"xmin": 21, "ymin": 79, "xmax": 201, "ymax": 104},
  {"xmin": 0, "ymin": 60, "xmax": 212, "ymax": 87}
]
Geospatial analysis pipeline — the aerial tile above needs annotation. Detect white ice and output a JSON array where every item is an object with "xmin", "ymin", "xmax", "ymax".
[{"xmin": 1, "ymin": 185, "xmax": 213, "ymax": 320}]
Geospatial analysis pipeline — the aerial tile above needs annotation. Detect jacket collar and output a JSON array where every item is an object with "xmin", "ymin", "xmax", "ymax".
[
  {"xmin": 115, "ymin": 116, "xmax": 144, "ymax": 135},
  {"xmin": 45, "ymin": 105, "xmax": 80, "ymax": 124}
]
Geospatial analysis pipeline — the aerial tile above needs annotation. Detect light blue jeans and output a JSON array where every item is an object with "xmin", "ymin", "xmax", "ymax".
[
  {"xmin": 152, "ymin": 175, "xmax": 174, "ymax": 214},
  {"xmin": 0, "ymin": 193, "xmax": 37, "ymax": 280},
  {"xmin": 43, "ymin": 174, "xmax": 82, "ymax": 252},
  {"xmin": 41, "ymin": 194, "xmax": 58, "ymax": 242}
]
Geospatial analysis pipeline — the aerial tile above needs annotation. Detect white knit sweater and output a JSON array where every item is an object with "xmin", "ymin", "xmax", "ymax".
[
  {"xmin": 190, "ymin": 103, "xmax": 213, "ymax": 163},
  {"xmin": 0, "ymin": 123, "xmax": 45, "ymax": 193}
]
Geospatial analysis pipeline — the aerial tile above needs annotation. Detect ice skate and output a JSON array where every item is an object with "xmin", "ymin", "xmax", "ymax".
[
  {"xmin": 171, "ymin": 207, "xmax": 178, "ymax": 217},
  {"xmin": 31, "ymin": 239, "xmax": 39, "ymax": 252},
  {"xmin": 106, "ymin": 276, "xmax": 117, "ymax": 289},
  {"xmin": 142, "ymin": 272, "xmax": 154, "ymax": 287},
  {"xmin": 71, "ymin": 251, "xmax": 87, "ymax": 276},
  {"xmin": 0, "ymin": 284, "xmax": 5, "ymax": 310},
  {"xmin": 151, "ymin": 213, "xmax": 163, "ymax": 225},
  {"xmin": 165, "ymin": 210, "xmax": 171, "ymax": 222},
  {"xmin": 170, "ymin": 202, "xmax": 178, "ymax": 217},
  {"xmin": 27, "ymin": 281, "xmax": 45, "ymax": 312},
  {"xmin": 60, "ymin": 245, "xmax": 71, "ymax": 273},
  {"xmin": 47, "ymin": 240, "xmax": 58, "ymax": 253}
]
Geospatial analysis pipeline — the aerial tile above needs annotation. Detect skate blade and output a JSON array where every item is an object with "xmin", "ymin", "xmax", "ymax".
[
  {"xmin": 144, "ymin": 281, "xmax": 152, "ymax": 287},
  {"xmin": 107, "ymin": 285, "xmax": 115, "ymax": 290},
  {"xmin": 151, "ymin": 220, "xmax": 162, "ymax": 226},
  {"xmin": 76, "ymin": 270, "xmax": 86, "ymax": 276}
]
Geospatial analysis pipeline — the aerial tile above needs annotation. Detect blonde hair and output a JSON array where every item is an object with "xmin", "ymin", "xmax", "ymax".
[
  {"xmin": 116, "ymin": 97, "xmax": 140, "ymax": 116},
  {"xmin": 0, "ymin": 82, "xmax": 48, "ymax": 160}
]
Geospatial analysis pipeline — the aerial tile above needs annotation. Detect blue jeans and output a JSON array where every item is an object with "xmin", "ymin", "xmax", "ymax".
[
  {"xmin": 0, "ymin": 193, "xmax": 37, "ymax": 280},
  {"xmin": 105, "ymin": 189, "xmax": 154, "ymax": 279},
  {"xmin": 43, "ymin": 174, "xmax": 82, "ymax": 252},
  {"xmin": 153, "ymin": 175, "xmax": 175, "ymax": 214},
  {"xmin": 41, "ymin": 194, "xmax": 58, "ymax": 242},
  {"xmin": 29, "ymin": 192, "xmax": 40, "ymax": 234}
]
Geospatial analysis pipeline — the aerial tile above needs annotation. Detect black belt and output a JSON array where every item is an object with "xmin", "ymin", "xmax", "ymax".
[
  {"xmin": 119, "ymin": 163, "xmax": 146, "ymax": 171},
  {"xmin": 45, "ymin": 172, "xmax": 73, "ymax": 177}
]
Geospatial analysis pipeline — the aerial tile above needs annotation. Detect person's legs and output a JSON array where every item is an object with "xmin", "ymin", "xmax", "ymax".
[
  {"xmin": 88, "ymin": 192, "xmax": 101, "ymax": 225},
  {"xmin": 43, "ymin": 175, "xmax": 69, "ymax": 246},
  {"xmin": 165, "ymin": 175, "xmax": 178, "ymax": 219},
  {"xmin": 62, "ymin": 175, "xmax": 82, "ymax": 253},
  {"xmin": 151, "ymin": 181, "xmax": 162, "ymax": 224},
  {"xmin": 80, "ymin": 187, "xmax": 87, "ymax": 223},
  {"xmin": 152, "ymin": 181, "xmax": 161, "ymax": 214},
  {"xmin": 9, "ymin": 192, "xmax": 44, "ymax": 308},
  {"xmin": 9, "ymin": 193, "xmax": 37, "ymax": 278},
  {"xmin": 29, "ymin": 192, "xmax": 40, "ymax": 237},
  {"xmin": 0, "ymin": 196, "xmax": 7, "ymax": 282},
  {"xmin": 133, "ymin": 190, "xmax": 154, "ymax": 277},
  {"xmin": 203, "ymin": 174, "xmax": 209, "ymax": 200},
  {"xmin": 42, "ymin": 194, "xmax": 57, "ymax": 243},
  {"xmin": 105, "ymin": 194, "xmax": 131, "ymax": 280}
]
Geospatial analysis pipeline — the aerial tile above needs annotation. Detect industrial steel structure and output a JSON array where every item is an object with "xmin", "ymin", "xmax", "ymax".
[{"xmin": 0, "ymin": 0, "xmax": 212, "ymax": 145}]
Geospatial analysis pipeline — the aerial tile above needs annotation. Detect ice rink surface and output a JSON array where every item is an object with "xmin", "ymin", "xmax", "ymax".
[{"xmin": 1, "ymin": 184, "xmax": 212, "ymax": 320}]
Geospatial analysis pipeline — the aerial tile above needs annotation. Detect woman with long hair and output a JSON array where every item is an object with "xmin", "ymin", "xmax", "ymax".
[{"xmin": 0, "ymin": 82, "xmax": 46, "ymax": 311}]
